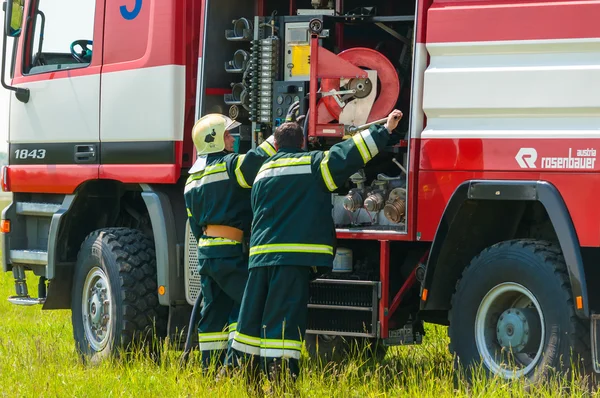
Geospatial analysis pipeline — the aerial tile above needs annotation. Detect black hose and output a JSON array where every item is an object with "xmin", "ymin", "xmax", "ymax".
[{"xmin": 180, "ymin": 291, "xmax": 203, "ymax": 365}]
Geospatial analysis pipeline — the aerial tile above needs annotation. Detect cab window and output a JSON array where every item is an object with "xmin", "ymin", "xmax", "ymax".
[{"xmin": 23, "ymin": 0, "xmax": 96, "ymax": 75}]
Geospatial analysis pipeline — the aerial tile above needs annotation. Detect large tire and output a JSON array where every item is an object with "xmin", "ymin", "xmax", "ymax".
[
  {"xmin": 71, "ymin": 227, "xmax": 168, "ymax": 363},
  {"xmin": 305, "ymin": 334, "xmax": 388, "ymax": 363},
  {"xmin": 448, "ymin": 239, "xmax": 591, "ymax": 382}
]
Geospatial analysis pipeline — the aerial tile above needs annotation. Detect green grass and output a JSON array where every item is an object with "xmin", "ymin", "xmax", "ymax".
[
  {"xmin": 0, "ymin": 197, "xmax": 597, "ymax": 396},
  {"xmin": 1, "ymin": 274, "xmax": 596, "ymax": 397}
]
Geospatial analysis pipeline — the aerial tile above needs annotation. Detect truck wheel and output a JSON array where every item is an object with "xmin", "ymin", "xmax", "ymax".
[
  {"xmin": 448, "ymin": 239, "xmax": 591, "ymax": 381},
  {"xmin": 71, "ymin": 227, "xmax": 168, "ymax": 363},
  {"xmin": 305, "ymin": 334, "xmax": 387, "ymax": 363}
]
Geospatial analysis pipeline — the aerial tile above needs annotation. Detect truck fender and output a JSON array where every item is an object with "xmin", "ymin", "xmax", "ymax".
[
  {"xmin": 140, "ymin": 184, "xmax": 180, "ymax": 306},
  {"xmin": 421, "ymin": 179, "xmax": 589, "ymax": 319}
]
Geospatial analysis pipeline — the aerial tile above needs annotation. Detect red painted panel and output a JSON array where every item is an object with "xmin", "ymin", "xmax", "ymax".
[
  {"xmin": 427, "ymin": 0, "xmax": 600, "ymax": 44},
  {"xmin": 7, "ymin": 163, "xmax": 180, "ymax": 194},
  {"xmin": 99, "ymin": 165, "xmax": 180, "ymax": 184},
  {"xmin": 420, "ymin": 138, "xmax": 600, "ymax": 172},
  {"xmin": 416, "ymin": 170, "xmax": 600, "ymax": 247},
  {"xmin": 182, "ymin": 0, "xmax": 202, "ymax": 169},
  {"xmin": 198, "ymin": 0, "xmax": 207, "ymax": 56},
  {"xmin": 7, "ymin": 165, "xmax": 99, "ymax": 194},
  {"xmin": 406, "ymin": 138, "xmax": 422, "ymax": 240},
  {"xmin": 102, "ymin": 1, "xmax": 186, "ymax": 73},
  {"xmin": 418, "ymin": 137, "xmax": 600, "ymax": 246},
  {"xmin": 336, "ymin": 231, "xmax": 411, "ymax": 241},
  {"xmin": 379, "ymin": 240, "xmax": 390, "ymax": 339}
]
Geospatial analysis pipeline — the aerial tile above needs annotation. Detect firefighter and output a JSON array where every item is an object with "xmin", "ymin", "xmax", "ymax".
[
  {"xmin": 184, "ymin": 113, "xmax": 276, "ymax": 369},
  {"xmin": 227, "ymin": 106, "xmax": 403, "ymax": 381}
]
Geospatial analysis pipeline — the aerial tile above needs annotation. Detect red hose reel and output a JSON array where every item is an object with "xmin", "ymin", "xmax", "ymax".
[
  {"xmin": 320, "ymin": 48, "xmax": 401, "ymax": 124},
  {"xmin": 307, "ymin": 19, "xmax": 401, "ymax": 138}
]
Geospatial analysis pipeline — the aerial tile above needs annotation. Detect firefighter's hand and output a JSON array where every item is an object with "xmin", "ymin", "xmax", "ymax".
[
  {"xmin": 384, "ymin": 109, "xmax": 403, "ymax": 133},
  {"xmin": 286, "ymin": 101, "xmax": 300, "ymax": 122}
]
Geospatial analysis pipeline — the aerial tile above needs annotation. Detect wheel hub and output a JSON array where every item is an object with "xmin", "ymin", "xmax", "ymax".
[
  {"xmin": 496, "ymin": 308, "xmax": 541, "ymax": 353},
  {"xmin": 89, "ymin": 292, "xmax": 103, "ymax": 325},
  {"xmin": 82, "ymin": 267, "xmax": 112, "ymax": 351},
  {"xmin": 475, "ymin": 282, "xmax": 545, "ymax": 379}
]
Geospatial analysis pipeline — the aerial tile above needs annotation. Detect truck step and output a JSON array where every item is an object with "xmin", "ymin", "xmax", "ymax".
[
  {"xmin": 15, "ymin": 202, "xmax": 61, "ymax": 217},
  {"xmin": 8, "ymin": 296, "xmax": 45, "ymax": 306},
  {"xmin": 9, "ymin": 249, "xmax": 48, "ymax": 266},
  {"xmin": 306, "ymin": 279, "xmax": 379, "ymax": 337}
]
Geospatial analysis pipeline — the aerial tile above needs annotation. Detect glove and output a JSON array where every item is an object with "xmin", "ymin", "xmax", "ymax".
[
  {"xmin": 285, "ymin": 101, "xmax": 306, "ymax": 124},
  {"xmin": 286, "ymin": 101, "xmax": 299, "ymax": 122}
]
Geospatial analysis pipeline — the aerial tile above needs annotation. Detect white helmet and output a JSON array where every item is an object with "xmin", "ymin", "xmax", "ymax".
[{"xmin": 189, "ymin": 113, "xmax": 240, "ymax": 173}]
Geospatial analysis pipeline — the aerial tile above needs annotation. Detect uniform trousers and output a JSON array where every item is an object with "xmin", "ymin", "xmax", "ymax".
[
  {"xmin": 197, "ymin": 255, "xmax": 249, "ymax": 368},
  {"xmin": 225, "ymin": 265, "xmax": 311, "ymax": 379}
]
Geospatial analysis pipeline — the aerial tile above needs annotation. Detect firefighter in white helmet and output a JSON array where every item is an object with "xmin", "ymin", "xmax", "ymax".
[{"xmin": 184, "ymin": 113, "xmax": 276, "ymax": 369}]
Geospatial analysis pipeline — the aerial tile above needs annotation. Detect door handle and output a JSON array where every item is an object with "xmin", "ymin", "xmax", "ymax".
[{"xmin": 74, "ymin": 144, "xmax": 97, "ymax": 163}]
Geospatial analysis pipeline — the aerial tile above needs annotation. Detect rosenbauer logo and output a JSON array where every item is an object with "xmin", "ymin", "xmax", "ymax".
[{"xmin": 515, "ymin": 148, "xmax": 597, "ymax": 169}]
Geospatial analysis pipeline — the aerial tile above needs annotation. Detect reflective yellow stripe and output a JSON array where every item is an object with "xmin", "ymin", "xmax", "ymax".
[
  {"xmin": 259, "ymin": 139, "xmax": 276, "ymax": 156},
  {"xmin": 228, "ymin": 322, "xmax": 237, "ymax": 340},
  {"xmin": 204, "ymin": 162, "xmax": 227, "ymax": 175},
  {"xmin": 260, "ymin": 338, "xmax": 302, "ymax": 350},
  {"xmin": 233, "ymin": 331, "xmax": 261, "ymax": 347},
  {"xmin": 198, "ymin": 237, "xmax": 240, "ymax": 247},
  {"xmin": 232, "ymin": 340, "xmax": 261, "ymax": 356},
  {"xmin": 360, "ymin": 128, "xmax": 379, "ymax": 157},
  {"xmin": 258, "ymin": 156, "xmax": 311, "ymax": 173},
  {"xmin": 319, "ymin": 151, "xmax": 337, "ymax": 191},
  {"xmin": 250, "ymin": 243, "xmax": 333, "ymax": 256},
  {"xmin": 186, "ymin": 162, "xmax": 227, "ymax": 185},
  {"xmin": 234, "ymin": 155, "xmax": 251, "ymax": 188},
  {"xmin": 199, "ymin": 341, "xmax": 228, "ymax": 351},
  {"xmin": 198, "ymin": 332, "xmax": 229, "ymax": 342},
  {"xmin": 186, "ymin": 208, "xmax": 192, "ymax": 217},
  {"xmin": 352, "ymin": 134, "xmax": 370, "ymax": 163}
]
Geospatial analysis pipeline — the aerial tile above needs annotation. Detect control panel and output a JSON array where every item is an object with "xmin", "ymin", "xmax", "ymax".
[{"xmin": 272, "ymin": 81, "xmax": 309, "ymax": 127}]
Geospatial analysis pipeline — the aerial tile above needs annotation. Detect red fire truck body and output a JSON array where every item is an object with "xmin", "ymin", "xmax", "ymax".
[{"xmin": 2, "ymin": 0, "xmax": 600, "ymax": 380}]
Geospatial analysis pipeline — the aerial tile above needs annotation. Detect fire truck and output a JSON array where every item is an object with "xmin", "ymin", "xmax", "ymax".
[{"xmin": 2, "ymin": 0, "xmax": 599, "ymax": 380}]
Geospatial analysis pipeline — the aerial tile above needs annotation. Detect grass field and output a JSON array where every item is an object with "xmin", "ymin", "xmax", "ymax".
[{"xmin": 0, "ymin": 195, "xmax": 597, "ymax": 397}]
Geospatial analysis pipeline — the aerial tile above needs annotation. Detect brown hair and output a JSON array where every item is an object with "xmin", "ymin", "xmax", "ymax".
[{"xmin": 274, "ymin": 122, "xmax": 304, "ymax": 149}]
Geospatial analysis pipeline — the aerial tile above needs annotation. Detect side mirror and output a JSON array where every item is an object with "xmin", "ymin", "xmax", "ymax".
[
  {"xmin": 4, "ymin": 0, "xmax": 23, "ymax": 37},
  {"xmin": 1, "ymin": 0, "xmax": 29, "ymax": 102}
]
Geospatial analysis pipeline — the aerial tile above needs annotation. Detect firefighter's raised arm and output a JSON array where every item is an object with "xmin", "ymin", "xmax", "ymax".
[
  {"xmin": 228, "ymin": 135, "xmax": 276, "ymax": 189},
  {"xmin": 313, "ymin": 109, "xmax": 403, "ymax": 192}
]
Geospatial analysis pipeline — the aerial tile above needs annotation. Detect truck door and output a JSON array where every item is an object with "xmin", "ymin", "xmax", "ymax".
[
  {"xmin": 8, "ymin": 0, "xmax": 103, "ymax": 192},
  {"xmin": 98, "ymin": 1, "xmax": 186, "ymax": 184}
]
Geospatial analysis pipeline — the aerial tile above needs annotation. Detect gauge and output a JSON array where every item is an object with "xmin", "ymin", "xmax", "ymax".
[
  {"xmin": 277, "ymin": 96, "xmax": 284, "ymax": 105},
  {"xmin": 276, "ymin": 108, "xmax": 283, "ymax": 116},
  {"xmin": 293, "ymin": 96, "xmax": 300, "ymax": 103}
]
